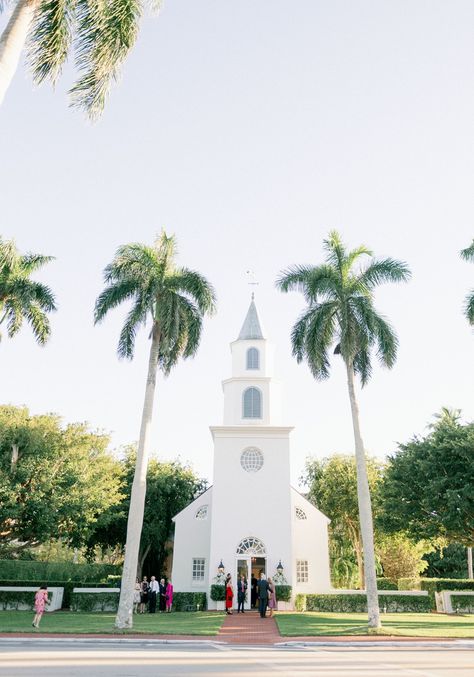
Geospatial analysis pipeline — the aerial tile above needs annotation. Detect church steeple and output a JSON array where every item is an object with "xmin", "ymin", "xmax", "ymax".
[{"xmin": 237, "ymin": 296, "xmax": 265, "ymax": 340}]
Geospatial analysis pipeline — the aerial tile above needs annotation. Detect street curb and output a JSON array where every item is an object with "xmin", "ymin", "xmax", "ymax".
[
  {"xmin": 276, "ymin": 640, "xmax": 474, "ymax": 649},
  {"xmin": 0, "ymin": 637, "xmax": 225, "ymax": 645}
]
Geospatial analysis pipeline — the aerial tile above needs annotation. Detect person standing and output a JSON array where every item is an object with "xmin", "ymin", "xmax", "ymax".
[
  {"xmin": 148, "ymin": 576, "xmax": 159, "ymax": 613},
  {"xmin": 225, "ymin": 574, "xmax": 234, "ymax": 614},
  {"xmin": 133, "ymin": 578, "xmax": 141, "ymax": 614},
  {"xmin": 251, "ymin": 573, "xmax": 258, "ymax": 608},
  {"xmin": 257, "ymin": 573, "xmax": 269, "ymax": 618},
  {"xmin": 165, "ymin": 579, "xmax": 174, "ymax": 612},
  {"xmin": 32, "ymin": 585, "xmax": 49, "ymax": 628},
  {"xmin": 139, "ymin": 576, "xmax": 149, "ymax": 614},
  {"xmin": 237, "ymin": 575, "xmax": 247, "ymax": 613},
  {"xmin": 159, "ymin": 578, "xmax": 167, "ymax": 612},
  {"xmin": 267, "ymin": 577, "xmax": 277, "ymax": 617}
]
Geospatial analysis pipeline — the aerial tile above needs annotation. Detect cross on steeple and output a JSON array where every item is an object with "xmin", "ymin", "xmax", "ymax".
[{"xmin": 246, "ymin": 270, "xmax": 259, "ymax": 300}]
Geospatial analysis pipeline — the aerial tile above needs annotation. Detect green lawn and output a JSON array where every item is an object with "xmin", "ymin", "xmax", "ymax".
[
  {"xmin": 275, "ymin": 612, "xmax": 474, "ymax": 638},
  {"xmin": 0, "ymin": 611, "xmax": 225, "ymax": 636}
]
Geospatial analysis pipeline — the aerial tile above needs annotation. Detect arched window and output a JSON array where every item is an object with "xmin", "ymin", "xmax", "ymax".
[
  {"xmin": 246, "ymin": 347, "xmax": 260, "ymax": 370},
  {"xmin": 242, "ymin": 387, "xmax": 262, "ymax": 419},
  {"xmin": 295, "ymin": 507, "xmax": 307, "ymax": 520},
  {"xmin": 195, "ymin": 505, "xmax": 208, "ymax": 520},
  {"xmin": 236, "ymin": 537, "xmax": 266, "ymax": 555}
]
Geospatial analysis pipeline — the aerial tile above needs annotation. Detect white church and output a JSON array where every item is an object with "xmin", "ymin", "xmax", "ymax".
[{"xmin": 171, "ymin": 298, "xmax": 331, "ymax": 609}]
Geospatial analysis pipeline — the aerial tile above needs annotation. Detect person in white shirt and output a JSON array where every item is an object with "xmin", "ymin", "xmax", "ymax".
[{"xmin": 148, "ymin": 575, "xmax": 159, "ymax": 613}]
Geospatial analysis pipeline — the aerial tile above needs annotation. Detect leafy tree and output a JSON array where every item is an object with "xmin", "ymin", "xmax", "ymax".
[
  {"xmin": 277, "ymin": 231, "xmax": 410, "ymax": 628},
  {"xmin": 303, "ymin": 454, "xmax": 385, "ymax": 589},
  {"xmin": 87, "ymin": 449, "xmax": 206, "ymax": 577},
  {"xmin": 95, "ymin": 231, "xmax": 216, "ymax": 629},
  {"xmin": 461, "ymin": 240, "xmax": 474, "ymax": 324},
  {"xmin": 0, "ymin": 405, "xmax": 122, "ymax": 555},
  {"xmin": 379, "ymin": 411, "xmax": 474, "ymax": 547},
  {"xmin": 424, "ymin": 543, "xmax": 470, "ymax": 579},
  {"xmin": 0, "ymin": 237, "xmax": 56, "ymax": 345},
  {"xmin": 0, "ymin": 0, "xmax": 163, "ymax": 118},
  {"xmin": 376, "ymin": 533, "xmax": 433, "ymax": 582}
]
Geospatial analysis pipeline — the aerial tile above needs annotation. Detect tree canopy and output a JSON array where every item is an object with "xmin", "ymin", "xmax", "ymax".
[{"xmin": 461, "ymin": 240, "xmax": 474, "ymax": 324}]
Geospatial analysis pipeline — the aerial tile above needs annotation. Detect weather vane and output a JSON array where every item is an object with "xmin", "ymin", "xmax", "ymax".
[{"xmin": 246, "ymin": 270, "xmax": 259, "ymax": 299}]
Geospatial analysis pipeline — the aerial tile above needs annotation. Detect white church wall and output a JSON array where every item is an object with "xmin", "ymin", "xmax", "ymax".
[
  {"xmin": 230, "ymin": 339, "xmax": 275, "ymax": 378},
  {"xmin": 222, "ymin": 379, "xmax": 283, "ymax": 425},
  {"xmin": 171, "ymin": 489, "xmax": 212, "ymax": 593}
]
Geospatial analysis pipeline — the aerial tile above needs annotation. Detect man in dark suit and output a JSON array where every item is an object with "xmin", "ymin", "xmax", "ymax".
[
  {"xmin": 237, "ymin": 575, "xmax": 247, "ymax": 613},
  {"xmin": 257, "ymin": 573, "xmax": 269, "ymax": 618},
  {"xmin": 251, "ymin": 574, "xmax": 258, "ymax": 608}
]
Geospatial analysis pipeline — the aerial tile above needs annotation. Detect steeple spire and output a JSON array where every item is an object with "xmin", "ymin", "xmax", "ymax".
[{"xmin": 238, "ymin": 297, "xmax": 265, "ymax": 340}]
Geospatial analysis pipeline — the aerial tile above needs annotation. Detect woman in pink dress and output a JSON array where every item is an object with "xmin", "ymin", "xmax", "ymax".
[
  {"xmin": 32, "ymin": 586, "xmax": 48, "ymax": 628},
  {"xmin": 267, "ymin": 577, "xmax": 277, "ymax": 617},
  {"xmin": 165, "ymin": 580, "xmax": 174, "ymax": 612}
]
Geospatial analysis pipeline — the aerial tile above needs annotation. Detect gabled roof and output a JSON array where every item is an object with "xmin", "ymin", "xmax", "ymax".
[{"xmin": 238, "ymin": 298, "xmax": 265, "ymax": 340}]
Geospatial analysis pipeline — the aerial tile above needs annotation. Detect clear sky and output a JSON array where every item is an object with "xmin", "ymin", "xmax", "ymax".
[{"xmin": 1, "ymin": 0, "xmax": 473, "ymax": 486}]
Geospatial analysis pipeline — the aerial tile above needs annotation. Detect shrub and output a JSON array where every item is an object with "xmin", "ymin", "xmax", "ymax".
[
  {"xmin": 376, "ymin": 578, "xmax": 398, "ymax": 590},
  {"xmin": 70, "ymin": 591, "xmax": 119, "ymax": 612},
  {"xmin": 0, "ymin": 590, "xmax": 36, "ymax": 610},
  {"xmin": 0, "ymin": 560, "xmax": 120, "ymax": 583},
  {"xmin": 398, "ymin": 578, "xmax": 474, "ymax": 609},
  {"xmin": 275, "ymin": 585, "xmax": 292, "ymax": 602},
  {"xmin": 210, "ymin": 584, "xmax": 225, "ymax": 601},
  {"xmin": 296, "ymin": 593, "xmax": 431, "ymax": 613},
  {"xmin": 172, "ymin": 592, "xmax": 207, "ymax": 611},
  {"xmin": 451, "ymin": 595, "xmax": 474, "ymax": 613}
]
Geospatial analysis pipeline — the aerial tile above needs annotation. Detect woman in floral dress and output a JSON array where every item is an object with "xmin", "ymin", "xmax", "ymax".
[
  {"xmin": 267, "ymin": 577, "xmax": 277, "ymax": 617},
  {"xmin": 32, "ymin": 586, "xmax": 48, "ymax": 628}
]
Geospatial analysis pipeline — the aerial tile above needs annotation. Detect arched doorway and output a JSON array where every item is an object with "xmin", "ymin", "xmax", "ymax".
[{"xmin": 235, "ymin": 537, "xmax": 266, "ymax": 610}]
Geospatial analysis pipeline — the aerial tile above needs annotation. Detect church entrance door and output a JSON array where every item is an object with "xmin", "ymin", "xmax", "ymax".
[{"xmin": 235, "ymin": 556, "xmax": 266, "ymax": 609}]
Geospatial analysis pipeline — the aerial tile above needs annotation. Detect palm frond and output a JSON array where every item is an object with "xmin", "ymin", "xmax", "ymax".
[
  {"xmin": 70, "ymin": 0, "xmax": 143, "ymax": 119},
  {"xmin": 13, "ymin": 279, "xmax": 57, "ymax": 312},
  {"xmin": 28, "ymin": 0, "xmax": 74, "ymax": 85},
  {"xmin": 301, "ymin": 302, "xmax": 337, "ymax": 380},
  {"xmin": 19, "ymin": 253, "xmax": 55, "ymax": 274},
  {"xmin": 359, "ymin": 258, "xmax": 411, "ymax": 290},
  {"xmin": 169, "ymin": 268, "xmax": 217, "ymax": 315},
  {"xmin": 460, "ymin": 240, "xmax": 474, "ymax": 262},
  {"xmin": 465, "ymin": 290, "xmax": 474, "ymax": 325},
  {"xmin": 353, "ymin": 346, "xmax": 372, "ymax": 386},
  {"xmin": 25, "ymin": 302, "xmax": 52, "ymax": 345},
  {"xmin": 117, "ymin": 294, "xmax": 149, "ymax": 359},
  {"xmin": 290, "ymin": 310, "xmax": 310, "ymax": 363},
  {"xmin": 371, "ymin": 312, "xmax": 398, "ymax": 368},
  {"xmin": 323, "ymin": 230, "xmax": 346, "ymax": 274},
  {"xmin": 104, "ymin": 243, "xmax": 158, "ymax": 284},
  {"xmin": 344, "ymin": 244, "xmax": 372, "ymax": 275},
  {"xmin": 276, "ymin": 264, "xmax": 314, "ymax": 296},
  {"xmin": 4, "ymin": 299, "xmax": 23, "ymax": 338},
  {"xmin": 94, "ymin": 279, "xmax": 140, "ymax": 324}
]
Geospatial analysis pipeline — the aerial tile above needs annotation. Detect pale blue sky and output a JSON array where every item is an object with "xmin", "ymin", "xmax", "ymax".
[{"xmin": 1, "ymin": 0, "xmax": 473, "ymax": 485}]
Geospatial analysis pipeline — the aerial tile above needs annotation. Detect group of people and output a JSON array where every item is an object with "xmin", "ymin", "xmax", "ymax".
[
  {"xmin": 224, "ymin": 572, "xmax": 277, "ymax": 618},
  {"xmin": 135, "ymin": 576, "xmax": 173, "ymax": 613}
]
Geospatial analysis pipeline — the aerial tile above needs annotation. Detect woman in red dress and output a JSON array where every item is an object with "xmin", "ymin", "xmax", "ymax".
[{"xmin": 225, "ymin": 574, "xmax": 234, "ymax": 615}]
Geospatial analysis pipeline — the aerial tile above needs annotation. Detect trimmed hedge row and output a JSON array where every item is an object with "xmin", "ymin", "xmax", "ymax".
[
  {"xmin": 0, "ymin": 590, "xmax": 36, "ymax": 610},
  {"xmin": 275, "ymin": 585, "xmax": 292, "ymax": 602},
  {"xmin": 210, "ymin": 584, "xmax": 225, "ymax": 601},
  {"xmin": 398, "ymin": 578, "xmax": 474, "ymax": 593},
  {"xmin": 295, "ymin": 593, "xmax": 431, "ymax": 613},
  {"xmin": 172, "ymin": 592, "xmax": 207, "ymax": 611},
  {"xmin": 376, "ymin": 578, "xmax": 398, "ymax": 590},
  {"xmin": 0, "ymin": 560, "xmax": 120, "ymax": 582},
  {"xmin": 0, "ymin": 580, "xmax": 114, "ymax": 608},
  {"xmin": 71, "ymin": 592, "xmax": 119, "ymax": 612},
  {"xmin": 451, "ymin": 595, "xmax": 474, "ymax": 613}
]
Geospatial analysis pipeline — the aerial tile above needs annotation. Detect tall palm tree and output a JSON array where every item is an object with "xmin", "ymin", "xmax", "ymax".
[
  {"xmin": 94, "ymin": 231, "xmax": 216, "ymax": 629},
  {"xmin": 0, "ymin": 0, "xmax": 163, "ymax": 118},
  {"xmin": 461, "ymin": 240, "xmax": 474, "ymax": 325},
  {"xmin": 276, "ymin": 231, "xmax": 411, "ymax": 629},
  {"xmin": 0, "ymin": 236, "xmax": 56, "ymax": 344}
]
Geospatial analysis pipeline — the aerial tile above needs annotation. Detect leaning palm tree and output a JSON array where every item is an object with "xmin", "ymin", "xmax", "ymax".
[
  {"xmin": 0, "ymin": 0, "xmax": 163, "ymax": 118},
  {"xmin": 0, "ymin": 236, "xmax": 56, "ymax": 344},
  {"xmin": 461, "ymin": 240, "xmax": 474, "ymax": 325},
  {"xmin": 276, "ymin": 231, "xmax": 410, "ymax": 630},
  {"xmin": 94, "ymin": 231, "xmax": 216, "ymax": 629}
]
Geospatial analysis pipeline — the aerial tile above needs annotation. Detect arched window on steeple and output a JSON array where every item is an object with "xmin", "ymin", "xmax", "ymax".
[
  {"xmin": 246, "ymin": 347, "xmax": 259, "ymax": 370},
  {"xmin": 243, "ymin": 387, "xmax": 262, "ymax": 419}
]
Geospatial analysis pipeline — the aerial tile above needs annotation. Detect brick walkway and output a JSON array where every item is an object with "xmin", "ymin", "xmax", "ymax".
[{"xmin": 217, "ymin": 610, "xmax": 281, "ymax": 645}]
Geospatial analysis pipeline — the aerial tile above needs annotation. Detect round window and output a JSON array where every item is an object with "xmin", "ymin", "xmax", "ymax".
[{"xmin": 240, "ymin": 447, "xmax": 264, "ymax": 472}]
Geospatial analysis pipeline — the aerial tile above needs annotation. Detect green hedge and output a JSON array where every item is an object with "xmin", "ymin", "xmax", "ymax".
[
  {"xmin": 172, "ymin": 592, "xmax": 207, "ymax": 611},
  {"xmin": 0, "ymin": 560, "xmax": 120, "ymax": 583},
  {"xmin": 0, "ymin": 590, "xmax": 36, "ymax": 610},
  {"xmin": 70, "ymin": 591, "xmax": 119, "ymax": 612},
  {"xmin": 376, "ymin": 578, "xmax": 398, "ymax": 590},
  {"xmin": 275, "ymin": 585, "xmax": 292, "ymax": 602},
  {"xmin": 210, "ymin": 584, "xmax": 225, "ymax": 601},
  {"xmin": 398, "ymin": 578, "xmax": 474, "ymax": 609},
  {"xmin": 294, "ymin": 593, "xmax": 431, "ymax": 613},
  {"xmin": 450, "ymin": 595, "xmax": 474, "ymax": 613},
  {"xmin": 0, "ymin": 580, "xmax": 114, "ymax": 608}
]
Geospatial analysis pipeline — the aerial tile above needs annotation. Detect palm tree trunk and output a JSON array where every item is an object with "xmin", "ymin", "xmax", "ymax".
[
  {"xmin": 0, "ymin": 0, "xmax": 38, "ymax": 106},
  {"xmin": 115, "ymin": 328, "xmax": 160, "ymax": 629},
  {"xmin": 345, "ymin": 360, "xmax": 381, "ymax": 629}
]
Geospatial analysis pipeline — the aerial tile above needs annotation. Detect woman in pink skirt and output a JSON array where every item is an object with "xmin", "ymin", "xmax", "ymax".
[
  {"xmin": 32, "ymin": 586, "xmax": 49, "ymax": 628},
  {"xmin": 165, "ymin": 579, "xmax": 174, "ymax": 612},
  {"xmin": 267, "ymin": 577, "xmax": 277, "ymax": 617}
]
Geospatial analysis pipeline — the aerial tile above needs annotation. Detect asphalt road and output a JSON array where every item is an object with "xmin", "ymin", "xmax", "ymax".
[{"xmin": 0, "ymin": 640, "xmax": 473, "ymax": 676}]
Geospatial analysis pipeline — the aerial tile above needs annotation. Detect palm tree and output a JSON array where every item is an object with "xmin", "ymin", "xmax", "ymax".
[
  {"xmin": 276, "ymin": 231, "xmax": 411, "ymax": 629},
  {"xmin": 0, "ymin": 236, "xmax": 56, "ymax": 344},
  {"xmin": 0, "ymin": 0, "xmax": 162, "ymax": 118},
  {"xmin": 461, "ymin": 240, "xmax": 474, "ymax": 325},
  {"xmin": 94, "ymin": 231, "xmax": 216, "ymax": 629}
]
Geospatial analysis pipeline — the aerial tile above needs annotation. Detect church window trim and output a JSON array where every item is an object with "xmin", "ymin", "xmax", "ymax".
[
  {"xmin": 296, "ymin": 559, "xmax": 309, "ymax": 583},
  {"xmin": 242, "ymin": 386, "xmax": 262, "ymax": 419},
  {"xmin": 246, "ymin": 347, "xmax": 260, "ymax": 370},
  {"xmin": 240, "ymin": 447, "xmax": 264, "ymax": 473},
  {"xmin": 192, "ymin": 558, "xmax": 205, "ymax": 582},
  {"xmin": 295, "ymin": 507, "xmax": 307, "ymax": 520},
  {"xmin": 195, "ymin": 505, "xmax": 208, "ymax": 520},
  {"xmin": 236, "ymin": 537, "xmax": 266, "ymax": 555}
]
